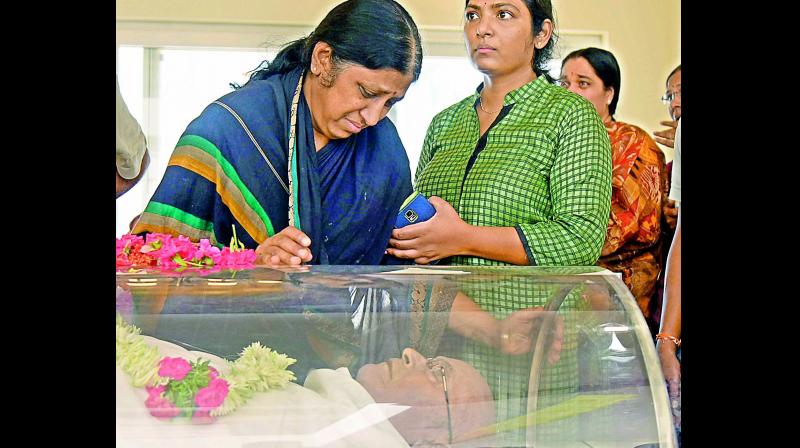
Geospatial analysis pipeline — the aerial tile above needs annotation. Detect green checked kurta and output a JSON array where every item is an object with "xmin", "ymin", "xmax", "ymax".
[
  {"xmin": 416, "ymin": 76, "xmax": 612, "ymax": 445},
  {"xmin": 415, "ymin": 75, "xmax": 612, "ymax": 266}
]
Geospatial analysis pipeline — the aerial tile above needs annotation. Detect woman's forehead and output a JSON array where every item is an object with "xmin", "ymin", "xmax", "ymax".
[{"xmin": 344, "ymin": 65, "xmax": 413, "ymax": 92}]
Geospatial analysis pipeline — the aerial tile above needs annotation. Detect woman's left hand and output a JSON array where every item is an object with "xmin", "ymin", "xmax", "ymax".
[{"xmin": 387, "ymin": 196, "xmax": 471, "ymax": 264}]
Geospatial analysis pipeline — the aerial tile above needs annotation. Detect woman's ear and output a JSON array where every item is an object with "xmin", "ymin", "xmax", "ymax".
[
  {"xmin": 534, "ymin": 19, "xmax": 553, "ymax": 49},
  {"xmin": 605, "ymin": 87, "xmax": 615, "ymax": 106},
  {"xmin": 311, "ymin": 41, "xmax": 336, "ymax": 86}
]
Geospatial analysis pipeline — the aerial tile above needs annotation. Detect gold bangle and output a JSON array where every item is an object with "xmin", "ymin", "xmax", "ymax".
[{"xmin": 656, "ymin": 333, "xmax": 681, "ymax": 347}]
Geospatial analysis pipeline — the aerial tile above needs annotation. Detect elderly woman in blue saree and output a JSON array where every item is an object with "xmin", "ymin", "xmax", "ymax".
[{"xmin": 132, "ymin": 0, "xmax": 421, "ymax": 266}]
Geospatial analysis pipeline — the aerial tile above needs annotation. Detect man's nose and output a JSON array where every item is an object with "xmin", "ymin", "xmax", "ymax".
[{"xmin": 401, "ymin": 348, "xmax": 426, "ymax": 369}]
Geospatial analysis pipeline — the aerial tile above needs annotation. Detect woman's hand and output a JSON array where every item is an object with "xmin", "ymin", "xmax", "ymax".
[
  {"xmin": 498, "ymin": 307, "xmax": 563, "ymax": 364},
  {"xmin": 653, "ymin": 120, "xmax": 678, "ymax": 147},
  {"xmin": 387, "ymin": 196, "xmax": 471, "ymax": 264},
  {"xmin": 658, "ymin": 342, "xmax": 681, "ymax": 427},
  {"xmin": 658, "ymin": 343, "xmax": 681, "ymax": 395},
  {"xmin": 255, "ymin": 226, "xmax": 313, "ymax": 266}
]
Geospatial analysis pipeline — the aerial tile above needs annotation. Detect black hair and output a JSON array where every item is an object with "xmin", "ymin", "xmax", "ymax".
[
  {"xmin": 562, "ymin": 47, "xmax": 621, "ymax": 116},
  {"xmin": 465, "ymin": 0, "xmax": 558, "ymax": 82},
  {"xmin": 243, "ymin": 0, "xmax": 422, "ymax": 86}
]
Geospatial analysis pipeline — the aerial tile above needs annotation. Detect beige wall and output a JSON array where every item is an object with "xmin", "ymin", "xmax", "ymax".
[
  {"xmin": 553, "ymin": 0, "xmax": 681, "ymax": 160},
  {"xmin": 115, "ymin": 0, "xmax": 463, "ymax": 28},
  {"xmin": 117, "ymin": 0, "xmax": 680, "ymax": 158}
]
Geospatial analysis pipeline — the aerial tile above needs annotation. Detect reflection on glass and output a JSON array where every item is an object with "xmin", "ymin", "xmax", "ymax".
[{"xmin": 116, "ymin": 265, "xmax": 676, "ymax": 447}]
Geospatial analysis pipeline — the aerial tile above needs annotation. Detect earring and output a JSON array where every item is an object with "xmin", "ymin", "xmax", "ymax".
[
  {"xmin": 320, "ymin": 71, "xmax": 334, "ymax": 88},
  {"xmin": 311, "ymin": 64, "xmax": 318, "ymax": 75}
]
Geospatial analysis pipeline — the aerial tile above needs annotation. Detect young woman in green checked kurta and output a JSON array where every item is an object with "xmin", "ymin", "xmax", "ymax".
[
  {"xmin": 387, "ymin": 0, "xmax": 612, "ymax": 267},
  {"xmin": 385, "ymin": 1, "xmax": 613, "ymax": 445}
]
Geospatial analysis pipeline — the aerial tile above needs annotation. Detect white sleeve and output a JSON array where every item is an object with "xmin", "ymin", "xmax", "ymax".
[{"xmin": 116, "ymin": 76, "xmax": 147, "ymax": 179}]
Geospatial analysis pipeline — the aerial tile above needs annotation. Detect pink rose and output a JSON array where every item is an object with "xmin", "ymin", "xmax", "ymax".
[
  {"xmin": 145, "ymin": 395, "xmax": 181, "ymax": 420},
  {"xmin": 208, "ymin": 366, "xmax": 219, "ymax": 380},
  {"xmin": 145, "ymin": 384, "xmax": 166, "ymax": 399},
  {"xmin": 194, "ymin": 378, "xmax": 229, "ymax": 409},
  {"xmin": 158, "ymin": 357, "xmax": 192, "ymax": 381}
]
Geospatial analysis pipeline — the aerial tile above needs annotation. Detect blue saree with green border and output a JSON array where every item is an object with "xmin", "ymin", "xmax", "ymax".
[{"xmin": 133, "ymin": 67, "xmax": 412, "ymax": 265}]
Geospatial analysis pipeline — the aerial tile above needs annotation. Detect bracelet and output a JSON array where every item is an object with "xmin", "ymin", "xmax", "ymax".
[{"xmin": 656, "ymin": 333, "xmax": 681, "ymax": 347}]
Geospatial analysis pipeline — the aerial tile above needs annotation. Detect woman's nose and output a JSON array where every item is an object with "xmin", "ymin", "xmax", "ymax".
[
  {"xmin": 475, "ymin": 18, "xmax": 492, "ymax": 37},
  {"xmin": 360, "ymin": 102, "xmax": 382, "ymax": 127}
]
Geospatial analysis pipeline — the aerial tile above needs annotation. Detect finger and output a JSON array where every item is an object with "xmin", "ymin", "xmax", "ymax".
[
  {"xmin": 272, "ymin": 252, "xmax": 302, "ymax": 266},
  {"xmin": 427, "ymin": 196, "xmax": 448, "ymax": 211},
  {"xmin": 554, "ymin": 314, "xmax": 564, "ymax": 341},
  {"xmin": 516, "ymin": 306, "xmax": 545, "ymax": 323},
  {"xmin": 385, "ymin": 248, "xmax": 420, "ymax": 260},
  {"xmin": 388, "ymin": 237, "xmax": 422, "ymax": 250},
  {"xmin": 659, "ymin": 120, "xmax": 677, "ymax": 128},
  {"xmin": 548, "ymin": 345, "xmax": 561, "ymax": 364},
  {"xmin": 667, "ymin": 379, "xmax": 681, "ymax": 398},
  {"xmin": 280, "ymin": 226, "xmax": 312, "ymax": 247},
  {"xmin": 392, "ymin": 222, "xmax": 428, "ymax": 240},
  {"xmin": 654, "ymin": 137, "xmax": 674, "ymax": 148},
  {"xmin": 275, "ymin": 236, "xmax": 313, "ymax": 261},
  {"xmin": 262, "ymin": 253, "xmax": 288, "ymax": 266},
  {"xmin": 259, "ymin": 244, "xmax": 304, "ymax": 266},
  {"xmin": 414, "ymin": 257, "xmax": 432, "ymax": 265},
  {"xmin": 548, "ymin": 319, "xmax": 564, "ymax": 364},
  {"xmin": 254, "ymin": 252, "xmax": 270, "ymax": 265}
]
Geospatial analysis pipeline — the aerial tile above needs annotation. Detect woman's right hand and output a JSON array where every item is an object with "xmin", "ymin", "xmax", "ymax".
[{"xmin": 255, "ymin": 226, "xmax": 313, "ymax": 266}]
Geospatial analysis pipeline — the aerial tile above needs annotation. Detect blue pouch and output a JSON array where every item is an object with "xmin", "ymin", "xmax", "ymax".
[{"xmin": 395, "ymin": 192, "xmax": 436, "ymax": 228}]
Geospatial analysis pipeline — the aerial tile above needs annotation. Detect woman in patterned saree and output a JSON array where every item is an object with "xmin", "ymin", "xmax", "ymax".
[
  {"xmin": 386, "ymin": 0, "xmax": 612, "ymax": 268},
  {"xmin": 132, "ymin": 0, "xmax": 420, "ymax": 266},
  {"xmin": 559, "ymin": 47, "xmax": 667, "ymax": 328}
]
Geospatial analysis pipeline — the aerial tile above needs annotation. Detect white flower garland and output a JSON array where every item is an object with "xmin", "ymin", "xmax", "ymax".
[{"xmin": 116, "ymin": 313, "xmax": 297, "ymax": 417}]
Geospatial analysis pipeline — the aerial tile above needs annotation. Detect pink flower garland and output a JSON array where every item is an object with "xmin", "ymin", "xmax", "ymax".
[
  {"xmin": 116, "ymin": 232, "xmax": 256, "ymax": 270},
  {"xmin": 145, "ymin": 357, "xmax": 230, "ymax": 424}
]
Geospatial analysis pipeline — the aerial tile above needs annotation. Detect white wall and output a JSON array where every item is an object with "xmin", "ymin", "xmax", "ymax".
[{"xmin": 117, "ymin": 0, "xmax": 681, "ymax": 159}]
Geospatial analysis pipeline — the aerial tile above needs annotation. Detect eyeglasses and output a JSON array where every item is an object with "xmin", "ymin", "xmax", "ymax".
[
  {"xmin": 427, "ymin": 358, "xmax": 453, "ymax": 445},
  {"xmin": 660, "ymin": 90, "xmax": 681, "ymax": 104}
]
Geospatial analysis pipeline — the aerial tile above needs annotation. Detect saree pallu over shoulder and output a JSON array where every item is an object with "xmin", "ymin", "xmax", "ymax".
[
  {"xmin": 598, "ymin": 120, "xmax": 666, "ymax": 319},
  {"xmin": 133, "ymin": 67, "xmax": 412, "ymax": 264}
]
